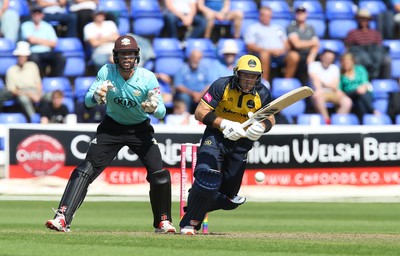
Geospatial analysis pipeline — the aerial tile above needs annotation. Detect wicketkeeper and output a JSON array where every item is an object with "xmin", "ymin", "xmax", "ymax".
[
  {"xmin": 45, "ymin": 35, "xmax": 176, "ymax": 234},
  {"xmin": 180, "ymin": 55, "xmax": 276, "ymax": 235}
]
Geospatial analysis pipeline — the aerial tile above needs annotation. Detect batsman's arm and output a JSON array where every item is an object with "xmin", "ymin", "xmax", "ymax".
[{"xmin": 194, "ymin": 101, "xmax": 224, "ymax": 128}]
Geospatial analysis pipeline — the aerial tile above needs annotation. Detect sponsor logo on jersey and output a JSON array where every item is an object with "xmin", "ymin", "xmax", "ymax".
[
  {"xmin": 113, "ymin": 97, "xmax": 137, "ymax": 108},
  {"xmin": 203, "ymin": 92, "xmax": 212, "ymax": 103}
]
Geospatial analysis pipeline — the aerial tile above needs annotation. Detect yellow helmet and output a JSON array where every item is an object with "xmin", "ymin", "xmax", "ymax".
[{"xmin": 234, "ymin": 54, "xmax": 262, "ymax": 75}]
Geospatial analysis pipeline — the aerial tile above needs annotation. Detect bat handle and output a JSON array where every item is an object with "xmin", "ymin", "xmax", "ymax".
[{"xmin": 241, "ymin": 119, "xmax": 252, "ymax": 128}]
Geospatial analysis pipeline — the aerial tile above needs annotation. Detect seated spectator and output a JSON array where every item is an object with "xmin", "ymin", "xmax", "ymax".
[
  {"xmin": 244, "ymin": 6, "xmax": 299, "ymax": 83},
  {"xmin": 39, "ymin": 89, "xmax": 69, "ymax": 123},
  {"xmin": 164, "ymin": 99, "xmax": 191, "ymax": 125},
  {"xmin": 308, "ymin": 49, "xmax": 352, "ymax": 124},
  {"xmin": 214, "ymin": 39, "xmax": 239, "ymax": 77},
  {"xmin": 174, "ymin": 49, "xmax": 214, "ymax": 113},
  {"xmin": 340, "ymin": 52, "xmax": 380, "ymax": 121},
  {"xmin": 163, "ymin": 0, "xmax": 207, "ymax": 39},
  {"xmin": 197, "ymin": 0, "xmax": 243, "ymax": 39},
  {"xmin": 155, "ymin": 72, "xmax": 174, "ymax": 108},
  {"xmin": 20, "ymin": 6, "xmax": 66, "ymax": 77},
  {"xmin": 345, "ymin": 9, "xmax": 391, "ymax": 80},
  {"xmin": 287, "ymin": 5, "xmax": 320, "ymax": 85},
  {"xmin": 0, "ymin": 0, "xmax": 20, "ymax": 43},
  {"xmin": 69, "ymin": 0, "xmax": 98, "ymax": 43},
  {"xmin": 84, "ymin": 10, "xmax": 120, "ymax": 71},
  {"xmin": 35, "ymin": 0, "xmax": 78, "ymax": 38},
  {"xmin": 6, "ymin": 41, "xmax": 42, "ymax": 123}
]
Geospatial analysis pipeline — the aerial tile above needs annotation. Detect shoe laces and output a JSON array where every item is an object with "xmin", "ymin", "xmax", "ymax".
[{"xmin": 52, "ymin": 207, "xmax": 65, "ymax": 219}]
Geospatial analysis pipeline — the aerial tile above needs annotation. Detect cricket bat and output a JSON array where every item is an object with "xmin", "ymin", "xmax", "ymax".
[{"xmin": 241, "ymin": 86, "xmax": 314, "ymax": 128}]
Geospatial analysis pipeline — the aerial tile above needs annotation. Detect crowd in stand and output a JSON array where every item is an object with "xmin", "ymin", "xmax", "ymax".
[{"xmin": 0, "ymin": 0, "xmax": 399, "ymax": 125}]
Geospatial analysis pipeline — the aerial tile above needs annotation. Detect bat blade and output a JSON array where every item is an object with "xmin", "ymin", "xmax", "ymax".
[{"xmin": 241, "ymin": 86, "xmax": 314, "ymax": 128}]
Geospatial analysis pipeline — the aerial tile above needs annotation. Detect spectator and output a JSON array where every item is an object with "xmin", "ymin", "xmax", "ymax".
[
  {"xmin": 164, "ymin": 99, "xmax": 191, "ymax": 125},
  {"xmin": 84, "ymin": 10, "xmax": 120, "ymax": 71},
  {"xmin": 20, "ymin": 6, "xmax": 66, "ymax": 77},
  {"xmin": 0, "ymin": 0, "xmax": 20, "ymax": 43},
  {"xmin": 197, "ymin": 0, "xmax": 243, "ymax": 39},
  {"xmin": 287, "ymin": 5, "xmax": 320, "ymax": 85},
  {"xmin": 68, "ymin": 0, "xmax": 98, "ymax": 43},
  {"xmin": 163, "ymin": 0, "xmax": 207, "ymax": 39},
  {"xmin": 244, "ymin": 6, "xmax": 299, "ymax": 83},
  {"xmin": 308, "ymin": 49, "xmax": 353, "ymax": 124},
  {"xmin": 174, "ymin": 49, "xmax": 214, "ymax": 113},
  {"xmin": 214, "ymin": 39, "xmax": 239, "ymax": 77},
  {"xmin": 6, "ymin": 41, "xmax": 42, "ymax": 123},
  {"xmin": 340, "ymin": 52, "xmax": 380, "ymax": 121},
  {"xmin": 39, "ymin": 89, "xmax": 69, "ymax": 123},
  {"xmin": 34, "ymin": 0, "xmax": 78, "ymax": 38},
  {"xmin": 391, "ymin": 0, "xmax": 400, "ymax": 38},
  {"xmin": 345, "ymin": 9, "xmax": 391, "ymax": 80}
]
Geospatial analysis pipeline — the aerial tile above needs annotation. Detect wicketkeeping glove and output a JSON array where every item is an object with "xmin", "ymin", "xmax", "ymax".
[
  {"xmin": 93, "ymin": 80, "xmax": 112, "ymax": 105},
  {"xmin": 220, "ymin": 119, "xmax": 246, "ymax": 141},
  {"xmin": 245, "ymin": 121, "xmax": 265, "ymax": 141},
  {"xmin": 142, "ymin": 88, "xmax": 159, "ymax": 113}
]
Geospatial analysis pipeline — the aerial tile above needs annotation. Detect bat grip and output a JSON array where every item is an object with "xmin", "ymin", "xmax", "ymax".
[{"xmin": 241, "ymin": 119, "xmax": 252, "ymax": 128}]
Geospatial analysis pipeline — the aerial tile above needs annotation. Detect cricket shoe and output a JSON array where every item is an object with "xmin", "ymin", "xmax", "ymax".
[
  {"xmin": 180, "ymin": 226, "xmax": 195, "ymax": 235},
  {"xmin": 155, "ymin": 220, "xmax": 176, "ymax": 234},
  {"xmin": 231, "ymin": 195, "xmax": 246, "ymax": 205},
  {"xmin": 45, "ymin": 208, "xmax": 70, "ymax": 232}
]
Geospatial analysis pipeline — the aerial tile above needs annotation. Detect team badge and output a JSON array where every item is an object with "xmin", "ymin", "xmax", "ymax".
[
  {"xmin": 134, "ymin": 90, "xmax": 141, "ymax": 96},
  {"xmin": 246, "ymin": 100, "xmax": 255, "ymax": 108},
  {"xmin": 248, "ymin": 59, "xmax": 257, "ymax": 68},
  {"xmin": 121, "ymin": 37, "xmax": 131, "ymax": 45}
]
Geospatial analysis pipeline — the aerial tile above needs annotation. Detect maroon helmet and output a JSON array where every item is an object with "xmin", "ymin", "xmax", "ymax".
[{"xmin": 113, "ymin": 35, "xmax": 140, "ymax": 71}]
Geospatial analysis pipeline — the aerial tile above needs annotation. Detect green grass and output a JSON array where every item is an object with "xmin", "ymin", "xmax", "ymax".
[{"xmin": 1, "ymin": 200, "xmax": 400, "ymax": 256}]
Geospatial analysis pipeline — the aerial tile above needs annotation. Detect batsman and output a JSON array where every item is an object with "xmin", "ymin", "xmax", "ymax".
[
  {"xmin": 180, "ymin": 54, "xmax": 276, "ymax": 235},
  {"xmin": 45, "ymin": 35, "xmax": 176, "ymax": 234}
]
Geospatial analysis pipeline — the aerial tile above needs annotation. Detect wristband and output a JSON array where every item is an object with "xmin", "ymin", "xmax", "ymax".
[
  {"xmin": 203, "ymin": 111, "xmax": 217, "ymax": 126},
  {"xmin": 262, "ymin": 118, "xmax": 272, "ymax": 133}
]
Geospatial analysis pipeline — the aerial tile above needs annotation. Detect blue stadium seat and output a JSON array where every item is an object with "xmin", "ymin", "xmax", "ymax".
[
  {"xmin": 318, "ymin": 39, "xmax": 346, "ymax": 55},
  {"xmin": 42, "ymin": 77, "xmax": 73, "ymax": 98},
  {"xmin": 373, "ymin": 99, "xmax": 390, "ymax": 113},
  {"xmin": 383, "ymin": 39, "xmax": 400, "ymax": 59},
  {"xmin": 185, "ymin": 38, "xmax": 216, "ymax": 59},
  {"xmin": 297, "ymin": 113, "xmax": 326, "ymax": 125},
  {"xmin": 74, "ymin": 76, "xmax": 96, "ymax": 103},
  {"xmin": 362, "ymin": 113, "xmax": 392, "ymax": 125},
  {"xmin": 0, "ymin": 77, "xmax": 16, "ymax": 107},
  {"xmin": 371, "ymin": 79, "xmax": 399, "ymax": 99},
  {"xmin": 152, "ymin": 38, "xmax": 185, "ymax": 77},
  {"xmin": 396, "ymin": 114, "xmax": 400, "ymax": 124},
  {"xmin": 55, "ymin": 37, "xmax": 86, "ymax": 77},
  {"xmin": 261, "ymin": 0, "xmax": 292, "ymax": 19},
  {"xmin": 325, "ymin": 0, "xmax": 356, "ymax": 20},
  {"xmin": 130, "ymin": 0, "xmax": 164, "ymax": 36},
  {"xmin": 153, "ymin": 38, "xmax": 183, "ymax": 57},
  {"xmin": 271, "ymin": 78, "xmax": 302, "ymax": 98},
  {"xmin": 0, "ymin": 113, "xmax": 27, "ymax": 123},
  {"xmin": 331, "ymin": 113, "xmax": 360, "ymax": 125},
  {"xmin": 98, "ymin": 0, "xmax": 129, "ymax": 17},
  {"xmin": 293, "ymin": 0, "xmax": 325, "ymax": 19},
  {"xmin": 271, "ymin": 78, "xmax": 306, "ymax": 117},
  {"xmin": 8, "ymin": 0, "xmax": 30, "ymax": 17},
  {"xmin": 307, "ymin": 18, "xmax": 327, "ymax": 38},
  {"xmin": 358, "ymin": 0, "xmax": 387, "ymax": 17},
  {"xmin": 231, "ymin": 0, "xmax": 259, "ymax": 36},
  {"xmin": 327, "ymin": 19, "xmax": 357, "ymax": 39},
  {"xmin": 0, "ymin": 38, "xmax": 17, "ymax": 77}
]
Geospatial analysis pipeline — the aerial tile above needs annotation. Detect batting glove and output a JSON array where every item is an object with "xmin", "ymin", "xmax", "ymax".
[
  {"xmin": 220, "ymin": 119, "xmax": 246, "ymax": 141},
  {"xmin": 245, "ymin": 121, "xmax": 265, "ymax": 141},
  {"xmin": 142, "ymin": 88, "xmax": 159, "ymax": 113},
  {"xmin": 93, "ymin": 80, "xmax": 112, "ymax": 105}
]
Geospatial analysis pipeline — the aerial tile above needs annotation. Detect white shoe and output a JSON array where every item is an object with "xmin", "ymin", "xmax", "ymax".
[
  {"xmin": 180, "ymin": 225, "xmax": 195, "ymax": 235},
  {"xmin": 155, "ymin": 220, "xmax": 176, "ymax": 234},
  {"xmin": 45, "ymin": 208, "xmax": 70, "ymax": 232}
]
